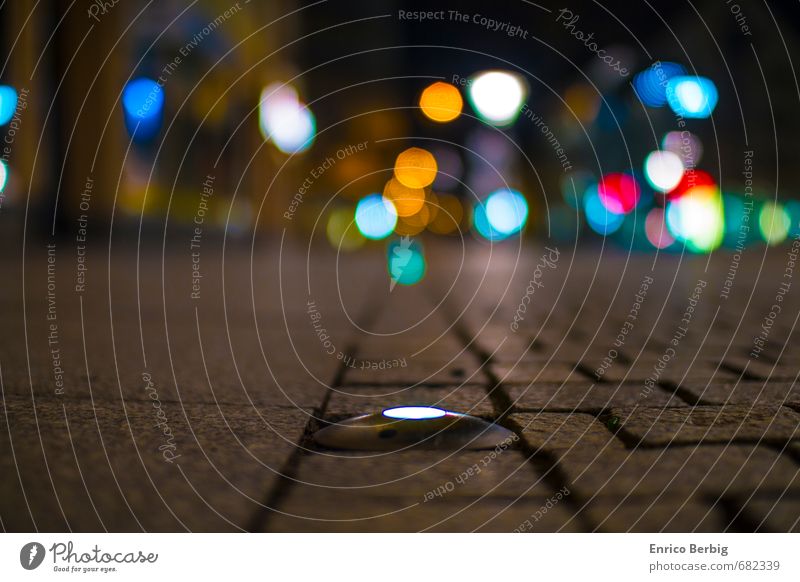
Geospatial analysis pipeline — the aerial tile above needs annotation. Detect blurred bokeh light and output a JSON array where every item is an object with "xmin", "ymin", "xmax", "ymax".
[
  {"xmin": 394, "ymin": 147, "xmax": 438, "ymax": 189},
  {"xmin": 645, "ymin": 208, "xmax": 675, "ymax": 249},
  {"xmin": 259, "ymin": 82, "xmax": 316, "ymax": 154},
  {"xmin": 419, "ymin": 81, "xmax": 463, "ymax": 123},
  {"xmin": 327, "ymin": 207, "xmax": 366, "ymax": 251},
  {"xmin": 387, "ymin": 238, "xmax": 426, "ymax": 286},
  {"xmin": 584, "ymin": 184, "xmax": 625, "ymax": 235},
  {"xmin": 644, "ymin": 150, "xmax": 685, "ymax": 192},
  {"xmin": 759, "ymin": 201, "xmax": 791, "ymax": 246},
  {"xmin": 666, "ymin": 185, "xmax": 725, "ymax": 252},
  {"xmin": 662, "ymin": 131, "xmax": 703, "ymax": 167},
  {"xmin": 0, "ymin": 85, "xmax": 18, "ymax": 126},
  {"xmin": 485, "ymin": 188, "xmax": 528, "ymax": 236},
  {"xmin": 355, "ymin": 193, "xmax": 397, "ymax": 240},
  {"xmin": 598, "ymin": 173, "xmax": 640, "ymax": 214},
  {"xmin": 0, "ymin": 159, "xmax": 8, "ymax": 192},
  {"xmin": 633, "ymin": 62, "xmax": 686, "ymax": 107},
  {"xmin": 121, "ymin": 77, "xmax": 164, "ymax": 142},
  {"xmin": 666, "ymin": 169, "xmax": 716, "ymax": 201},
  {"xmin": 467, "ymin": 70, "xmax": 526, "ymax": 126},
  {"xmin": 383, "ymin": 177, "xmax": 426, "ymax": 217},
  {"xmin": 666, "ymin": 76, "xmax": 718, "ymax": 118},
  {"xmin": 474, "ymin": 188, "xmax": 529, "ymax": 241}
]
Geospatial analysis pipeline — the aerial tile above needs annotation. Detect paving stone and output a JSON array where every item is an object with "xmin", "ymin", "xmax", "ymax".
[
  {"xmin": 0, "ymin": 320, "xmax": 333, "ymax": 407},
  {"xmin": 288, "ymin": 448, "xmax": 540, "ymax": 499},
  {"xmin": 497, "ymin": 345, "xmax": 616, "ymax": 363},
  {"xmin": 490, "ymin": 361, "xmax": 587, "ymax": 384},
  {"xmin": 354, "ymin": 338, "xmax": 468, "ymax": 360},
  {"xmin": 723, "ymin": 356, "xmax": 800, "ymax": 381},
  {"xmin": 342, "ymin": 354, "xmax": 486, "ymax": 386},
  {"xmin": 510, "ymin": 412, "xmax": 625, "ymax": 452},
  {"xmin": 680, "ymin": 381, "xmax": 800, "ymax": 407},
  {"xmin": 581, "ymin": 495, "xmax": 729, "ymax": 532},
  {"xmin": 506, "ymin": 382, "xmax": 685, "ymax": 412},
  {"xmin": 557, "ymin": 445, "xmax": 800, "ymax": 499},
  {"xmin": 266, "ymin": 491, "xmax": 581, "ymax": 532},
  {"xmin": 611, "ymin": 405, "xmax": 800, "ymax": 446},
  {"xmin": 744, "ymin": 497, "xmax": 800, "ymax": 532},
  {"xmin": 580, "ymin": 357, "xmax": 739, "ymax": 384},
  {"xmin": 0, "ymin": 397, "xmax": 310, "ymax": 531}
]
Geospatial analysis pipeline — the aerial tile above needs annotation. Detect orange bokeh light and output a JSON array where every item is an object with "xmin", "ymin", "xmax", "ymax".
[
  {"xmin": 419, "ymin": 82, "xmax": 463, "ymax": 123},
  {"xmin": 394, "ymin": 147, "xmax": 437, "ymax": 189},
  {"xmin": 383, "ymin": 177, "xmax": 426, "ymax": 217},
  {"xmin": 394, "ymin": 204, "xmax": 431, "ymax": 236}
]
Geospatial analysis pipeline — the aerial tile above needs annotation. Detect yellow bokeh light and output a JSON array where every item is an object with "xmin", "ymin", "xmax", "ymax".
[
  {"xmin": 428, "ymin": 193, "xmax": 463, "ymax": 234},
  {"xmin": 327, "ymin": 207, "xmax": 365, "ymax": 251},
  {"xmin": 419, "ymin": 82, "xmax": 463, "ymax": 123},
  {"xmin": 394, "ymin": 147, "xmax": 437, "ymax": 189},
  {"xmin": 759, "ymin": 201, "xmax": 790, "ymax": 246},
  {"xmin": 383, "ymin": 177, "xmax": 426, "ymax": 217}
]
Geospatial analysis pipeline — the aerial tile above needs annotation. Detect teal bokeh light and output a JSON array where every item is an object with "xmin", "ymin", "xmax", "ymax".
[{"xmin": 387, "ymin": 238, "xmax": 425, "ymax": 287}]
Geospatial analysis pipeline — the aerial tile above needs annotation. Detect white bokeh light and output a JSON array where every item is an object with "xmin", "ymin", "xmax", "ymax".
[
  {"xmin": 259, "ymin": 82, "xmax": 316, "ymax": 153},
  {"xmin": 468, "ymin": 71, "xmax": 526, "ymax": 126},
  {"xmin": 644, "ymin": 150, "xmax": 684, "ymax": 192}
]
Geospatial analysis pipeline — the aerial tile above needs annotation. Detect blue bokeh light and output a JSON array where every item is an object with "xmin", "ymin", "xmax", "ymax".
[
  {"xmin": 473, "ymin": 202, "xmax": 507, "ymax": 241},
  {"xmin": 633, "ymin": 62, "xmax": 686, "ymax": 107},
  {"xmin": 355, "ymin": 194, "xmax": 397, "ymax": 240},
  {"xmin": 122, "ymin": 78, "xmax": 164, "ymax": 141},
  {"xmin": 666, "ymin": 76, "xmax": 718, "ymax": 118},
  {"xmin": 784, "ymin": 200, "xmax": 800, "ymax": 239},
  {"xmin": 0, "ymin": 85, "xmax": 18, "ymax": 126},
  {"xmin": 584, "ymin": 184, "xmax": 624, "ymax": 235},
  {"xmin": 485, "ymin": 188, "xmax": 528, "ymax": 235}
]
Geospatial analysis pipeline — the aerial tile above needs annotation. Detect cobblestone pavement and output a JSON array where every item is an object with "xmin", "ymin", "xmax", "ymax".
[{"xmin": 2, "ymin": 239, "xmax": 799, "ymax": 532}]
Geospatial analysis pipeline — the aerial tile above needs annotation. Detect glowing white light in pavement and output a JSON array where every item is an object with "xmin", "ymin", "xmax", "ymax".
[
  {"xmin": 468, "ymin": 71, "xmax": 526, "ymax": 126},
  {"xmin": 382, "ymin": 406, "xmax": 447, "ymax": 420}
]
